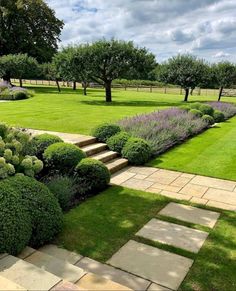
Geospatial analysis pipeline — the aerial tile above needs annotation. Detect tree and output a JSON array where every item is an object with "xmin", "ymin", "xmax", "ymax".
[
  {"xmin": 87, "ymin": 39, "xmax": 156, "ymax": 102},
  {"xmin": 157, "ymin": 54, "xmax": 208, "ymax": 101},
  {"xmin": 212, "ymin": 62, "xmax": 236, "ymax": 101},
  {"xmin": 0, "ymin": 0, "xmax": 64, "ymax": 63},
  {"xmin": 0, "ymin": 54, "xmax": 38, "ymax": 86},
  {"xmin": 39, "ymin": 63, "xmax": 61, "ymax": 92}
]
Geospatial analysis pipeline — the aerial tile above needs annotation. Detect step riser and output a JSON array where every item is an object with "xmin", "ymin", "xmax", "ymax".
[
  {"xmin": 83, "ymin": 145, "xmax": 107, "ymax": 156},
  {"xmin": 75, "ymin": 137, "xmax": 97, "ymax": 148},
  {"xmin": 93, "ymin": 153, "xmax": 118, "ymax": 163}
]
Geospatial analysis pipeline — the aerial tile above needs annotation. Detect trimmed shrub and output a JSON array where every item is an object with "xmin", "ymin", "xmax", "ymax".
[
  {"xmin": 44, "ymin": 142, "xmax": 86, "ymax": 173},
  {"xmin": 199, "ymin": 104, "xmax": 214, "ymax": 116},
  {"xmin": 213, "ymin": 110, "xmax": 225, "ymax": 123},
  {"xmin": 122, "ymin": 137, "xmax": 152, "ymax": 165},
  {"xmin": 207, "ymin": 102, "xmax": 236, "ymax": 119},
  {"xmin": 92, "ymin": 123, "xmax": 121, "ymax": 142},
  {"xmin": 8, "ymin": 175, "xmax": 63, "ymax": 247},
  {"xmin": 189, "ymin": 102, "xmax": 201, "ymax": 110},
  {"xmin": 75, "ymin": 158, "xmax": 110, "ymax": 195},
  {"xmin": 107, "ymin": 131, "xmax": 130, "ymax": 154},
  {"xmin": 202, "ymin": 115, "xmax": 215, "ymax": 125},
  {"xmin": 32, "ymin": 133, "xmax": 63, "ymax": 158},
  {"xmin": 189, "ymin": 109, "xmax": 203, "ymax": 118},
  {"xmin": 0, "ymin": 180, "xmax": 31, "ymax": 255},
  {"xmin": 0, "ymin": 88, "xmax": 33, "ymax": 100},
  {"xmin": 46, "ymin": 175, "xmax": 77, "ymax": 210},
  {"xmin": 0, "ymin": 122, "xmax": 9, "ymax": 138},
  {"xmin": 179, "ymin": 105, "xmax": 191, "ymax": 111}
]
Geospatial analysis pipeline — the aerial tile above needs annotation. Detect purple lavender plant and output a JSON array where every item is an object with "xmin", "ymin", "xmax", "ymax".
[{"xmin": 207, "ymin": 102, "xmax": 236, "ymax": 119}]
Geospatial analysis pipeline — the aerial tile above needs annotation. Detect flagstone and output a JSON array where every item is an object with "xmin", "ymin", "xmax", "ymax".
[
  {"xmin": 121, "ymin": 178, "xmax": 154, "ymax": 190},
  {"xmin": 190, "ymin": 197, "xmax": 208, "ymax": 205},
  {"xmin": 110, "ymin": 171, "xmax": 136, "ymax": 185},
  {"xmin": 108, "ymin": 240, "xmax": 193, "ymax": 290},
  {"xmin": 180, "ymin": 173, "xmax": 196, "ymax": 179},
  {"xmin": 136, "ymin": 219, "xmax": 208, "ymax": 253},
  {"xmin": 76, "ymin": 257, "xmax": 150, "ymax": 290},
  {"xmin": 206, "ymin": 201, "xmax": 236, "ymax": 211},
  {"xmin": 170, "ymin": 176, "xmax": 192, "ymax": 188},
  {"xmin": 151, "ymin": 182, "xmax": 182, "ymax": 192},
  {"xmin": 0, "ymin": 276, "xmax": 26, "ymax": 290},
  {"xmin": 191, "ymin": 176, "xmax": 236, "ymax": 191},
  {"xmin": 134, "ymin": 174, "xmax": 149, "ymax": 180},
  {"xmin": 179, "ymin": 183, "xmax": 208, "ymax": 197},
  {"xmin": 159, "ymin": 202, "xmax": 220, "ymax": 228},
  {"xmin": 160, "ymin": 190, "xmax": 192, "ymax": 201},
  {"xmin": 127, "ymin": 166, "xmax": 159, "ymax": 175},
  {"xmin": 147, "ymin": 283, "xmax": 172, "ymax": 291},
  {"xmin": 146, "ymin": 170, "xmax": 180, "ymax": 184},
  {"xmin": 203, "ymin": 188, "xmax": 236, "ymax": 206},
  {"xmin": 18, "ymin": 247, "xmax": 36, "ymax": 259}
]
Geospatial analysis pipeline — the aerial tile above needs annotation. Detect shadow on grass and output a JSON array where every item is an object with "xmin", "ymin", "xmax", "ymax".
[{"xmin": 80, "ymin": 100, "xmax": 181, "ymax": 107}]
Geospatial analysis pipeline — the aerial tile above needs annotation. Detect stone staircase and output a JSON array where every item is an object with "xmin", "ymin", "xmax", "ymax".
[
  {"xmin": 28, "ymin": 129, "xmax": 129, "ymax": 174},
  {"xmin": 0, "ymin": 245, "xmax": 133, "ymax": 290}
]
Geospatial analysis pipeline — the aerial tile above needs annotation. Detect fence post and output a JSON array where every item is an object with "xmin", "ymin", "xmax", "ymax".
[
  {"xmin": 164, "ymin": 87, "xmax": 167, "ymax": 94},
  {"xmin": 150, "ymin": 86, "xmax": 152, "ymax": 93},
  {"xmin": 137, "ymin": 85, "xmax": 139, "ymax": 92},
  {"xmin": 198, "ymin": 88, "xmax": 201, "ymax": 95}
]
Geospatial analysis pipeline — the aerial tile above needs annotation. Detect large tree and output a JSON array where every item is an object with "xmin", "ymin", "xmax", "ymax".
[
  {"xmin": 0, "ymin": 0, "xmax": 64, "ymax": 63},
  {"xmin": 87, "ymin": 39, "xmax": 156, "ymax": 102},
  {"xmin": 157, "ymin": 54, "xmax": 208, "ymax": 101},
  {"xmin": 212, "ymin": 62, "xmax": 236, "ymax": 101},
  {"xmin": 0, "ymin": 53, "xmax": 38, "ymax": 86}
]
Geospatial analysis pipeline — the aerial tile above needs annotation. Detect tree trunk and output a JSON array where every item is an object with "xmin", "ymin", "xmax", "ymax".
[
  {"xmin": 82, "ymin": 81, "xmax": 88, "ymax": 95},
  {"xmin": 56, "ymin": 79, "xmax": 61, "ymax": 92},
  {"xmin": 73, "ymin": 81, "xmax": 76, "ymax": 90},
  {"xmin": 2, "ymin": 74, "xmax": 12, "ymax": 86},
  {"xmin": 184, "ymin": 88, "xmax": 189, "ymax": 102},
  {"xmin": 19, "ymin": 79, "xmax": 23, "ymax": 87},
  {"xmin": 190, "ymin": 87, "xmax": 194, "ymax": 95},
  {"xmin": 105, "ymin": 81, "xmax": 112, "ymax": 102},
  {"xmin": 218, "ymin": 86, "xmax": 223, "ymax": 101}
]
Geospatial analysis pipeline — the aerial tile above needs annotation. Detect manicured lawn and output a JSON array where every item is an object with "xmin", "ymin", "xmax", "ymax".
[
  {"xmin": 148, "ymin": 116, "xmax": 236, "ymax": 181},
  {"xmin": 0, "ymin": 85, "xmax": 230, "ymax": 135},
  {"xmin": 56, "ymin": 185, "xmax": 236, "ymax": 291}
]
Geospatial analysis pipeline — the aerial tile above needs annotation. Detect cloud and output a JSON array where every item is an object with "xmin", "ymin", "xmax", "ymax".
[
  {"xmin": 46, "ymin": 0, "xmax": 236, "ymax": 62},
  {"xmin": 213, "ymin": 51, "xmax": 231, "ymax": 58}
]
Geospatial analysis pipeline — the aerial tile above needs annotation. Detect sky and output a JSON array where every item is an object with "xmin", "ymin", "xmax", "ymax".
[{"xmin": 46, "ymin": 0, "xmax": 236, "ymax": 63}]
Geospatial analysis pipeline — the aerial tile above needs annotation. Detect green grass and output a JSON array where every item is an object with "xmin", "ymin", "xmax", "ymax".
[
  {"xmin": 56, "ymin": 185, "xmax": 236, "ymax": 291},
  {"xmin": 148, "ymin": 116, "xmax": 236, "ymax": 181},
  {"xmin": 0, "ymin": 85, "xmax": 231, "ymax": 135}
]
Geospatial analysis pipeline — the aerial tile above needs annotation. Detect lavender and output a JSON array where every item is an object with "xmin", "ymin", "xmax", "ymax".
[
  {"xmin": 119, "ymin": 108, "xmax": 208, "ymax": 155},
  {"xmin": 207, "ymin": 102, "xmax": 236, "ymax": 119},
  {"xmin": 9, "ymin": 86, "xmax": 27, "ymax": 92}
]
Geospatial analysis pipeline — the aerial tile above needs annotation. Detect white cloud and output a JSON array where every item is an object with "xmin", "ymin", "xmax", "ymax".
[
  {"xmin": 46, "ymin": 0, "xmax": 236, "ymax": 62},
  {"xmin": 213, "ymin": 51, "xmax": 231, "ymax": 58}
]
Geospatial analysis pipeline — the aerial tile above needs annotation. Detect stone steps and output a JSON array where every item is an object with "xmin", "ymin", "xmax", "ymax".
[
  {"xmin": 91, "ymin": 150, "xmax": 118, "ymax": 163},
  {"xmin": 105, "ymin": 158, "xmax": 129, "ymax": 174},
  {"xmin": 81, "ymin": 143, "xmax": 108, "ymax": 156}
]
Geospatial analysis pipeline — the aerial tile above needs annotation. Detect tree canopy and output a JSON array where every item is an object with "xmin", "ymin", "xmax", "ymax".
[{"xmin": 0, "ymin": 0, "xmax": 64, "ymax": 63}]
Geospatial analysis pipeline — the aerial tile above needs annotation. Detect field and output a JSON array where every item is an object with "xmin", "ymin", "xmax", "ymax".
[{"xmin": 0, "ymin": 85, "xmax": 228, "ymax": 134}]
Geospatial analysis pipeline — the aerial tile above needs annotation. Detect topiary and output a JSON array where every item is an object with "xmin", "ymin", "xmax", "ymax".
[
  {"xmin": 75, "ymin": 158, "xmax": 111, "ymax": 195},
  {"xmin": 0, "ymin": 180, "xmax": 32, "ymax": 255},
  {"xmin": 189, "ymin": 102, "xmax": 201, "ymax": 110},
  {"xmin": 43, "ymin": 142, "xmax": 86, "ymax": 174},
  {"xmin": 213, "ymin": 110, "xmax": 225, "ymax": 123},
  {"xmin": 179, "ymin": 105, "xmax": 191, "ymax": 111},
  {"xmin": 199, "ymin": 104, "xmax": 214, "ymax": 116},
  {"xmin": 45, "ymin": 175, "xmax": 77, "ymax": 210},
  {"xmin": 91, "ymin": 123, "xmax": 121, "ymax": 142},
  {"xmin": 32, "ymin": 133, "xmax": 63, "ymax": 159},
  {"xmin": 189, "ymin": 109, "xmax": 203, "ymax": 118},
  {"xmin": 0, "ymin": 122, "xmax": 9, "ymax": 138},
  {"xmin": 107, "ymin": 131, "xmax": 131, "ymax": 154},
  {"xmin": 202, "ymin": 115, "xmax": 215, "ymax": 125},
  {"xmin": 122, "ymin": 137, "xmax": 152, "ymax": 165},
  {"xmin": 8, "ymin": 175, "xmax": 63, "ymax": 247}
]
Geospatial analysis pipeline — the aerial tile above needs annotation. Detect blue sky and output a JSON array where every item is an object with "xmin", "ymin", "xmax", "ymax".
[{"xmin": 46, "ymin": 0, "xmax": 236, "ymax": 62}]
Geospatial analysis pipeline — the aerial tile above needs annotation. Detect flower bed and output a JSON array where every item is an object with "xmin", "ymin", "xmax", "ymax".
[{"xmin": 207, "ymin": 102, "xmax": 236, "ymax": 119}]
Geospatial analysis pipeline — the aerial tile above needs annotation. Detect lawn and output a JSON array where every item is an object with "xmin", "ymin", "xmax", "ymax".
[
  {"xmin": 0, "ymin": 85, "xmax": 230, "ymax": 135},
  {"xmin": 148, "ymin": 116, "xmax": 236, "ymax": 181},
  {"xmin": 55, "ymin": 185, "xmax": 236, "ymax": 291}
]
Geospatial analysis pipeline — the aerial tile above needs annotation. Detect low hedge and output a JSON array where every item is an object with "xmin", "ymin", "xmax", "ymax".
[
  {"xmin": 44, "ymin": 142, "xmax": 86, "ymax": 173},
  {"xmin": 91, "ymin": 123, "xmax": 121, "ymax": 142},
  {"xmin": 122, "ymin": 137, "xmax": 152, "ymax": 165},
  {"xmin": 199, "ymin": 104, "xmax": 214, "ymax": 116},
  {"xmin": 202, "ymin": 114, "xmax": 215, "ymax": 125},
  {"xmin": 0, "ymin": 180, "xmax": 32, "ymax": 255},
  {"xmin": 32, "ymin": 133, "xmax": 63, "ymax": 158},
  {"xmin": 213, "ymin": 110, "xmax": 225, "ymax": 123},
  {"xmin": 107, "ymin": 131, "xmax": 130, "ymax": 154},
  {"xmin": 75, "ymin": 158, "xmax": 110, "ymax": 195},
  {"xmin": 7, "ymin": 175, "xmax": 63, "ymax": 247},
  {"xmin": 189, "ymin": 109, "xmax": 203, "ymax": 118}
]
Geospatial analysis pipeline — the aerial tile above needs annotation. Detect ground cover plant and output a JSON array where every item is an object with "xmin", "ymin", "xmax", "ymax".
[
  {"xmin": 56, "ymin": 185, "xmax": 236, "ymax": 291},
  {"xmin": 149, "ymin": 116, "xmax": 236, "ymax": 181}
]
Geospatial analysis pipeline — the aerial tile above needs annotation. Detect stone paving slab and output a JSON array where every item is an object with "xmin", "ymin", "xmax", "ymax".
[
  {"xmin": 18, "ymin": 247, "xmax": 36, "ymax": 259},
  {"xmin": 107, "ymin": 240, "xmax": 193, "ymax": 290},
  {"xmin": 159, "ymin": 202, "xmax": 220, "ymax": 228},
  {"xmin": 136, "ymin": 219, "xmax": 208, "ymax": 253},
  {"xmin": 127, "ymin": 166, "xmax": 159, "ymax": 175},
  {"xmin": 146, "ymin": 170, "xmax": 181, "ymax": 184},
  {"xmin": 179, "ymin": 183, "xmax": 208, "ymax": 197},
  {"xmin": 0, "ymin": 254, "xmax": 8, "ymax": 260},
  {"xmin": 160, "ymin": 190, "xmax": 192, "ymax": 201},
  {"xmin": 51, "ymin": 280, "xmax": 85, "ymax": 291},
  {"xmin": 122, "ymin": 178, "xmax": 154, "ymax": 190},
  {"xmin": 110, "ymin": 170, "xmax": 136, "ymax": 185},
  {"xmin": 203, "ymin": 188, "xmax": 236, "ymax": 206},
  {"xmin": 206, "ymin": 200, "xmax": 236, "ymax": 211},
  {"xmin": 76, "ymin": 257, "xmax": 149, "ymax": 290},
  {"xmin": 190, "ymin": 175, "xmax": 236, "ymax": 191},
  {"xmin": 25, "ymin": 251, "xmax": 85, "ymax": 283},
  {"xmin": 0, "ymin": 255, "xmax": 61, "ymax": 291},
  {"xmin": 190, "ymin": 197, "xmax": 208, "ymax": 205},
  {"xmin": 147, "ymin": 283, "xmax": 172, "ymax": 291},
  {"xmin": 76, "ymin": 273, "xmax": 132, "ymax": 290},
  {"xmin": 39, "ymin": 244, "xmax": 83, "ymax": 265},
  {"xmin": 0, "ymin": 275, "xmax": 26, "ymax": 290}
]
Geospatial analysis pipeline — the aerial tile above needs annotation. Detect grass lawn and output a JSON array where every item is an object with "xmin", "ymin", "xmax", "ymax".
[
  {"xmin": 0, "ymin": 85, "xmax": 231, "ymax": 135},
  {"xmin": 148, "ymin": 116, "xmax": 236, "ymax": 181},
  {"xmin": 55, "ymin": 185, "xmax": 236, "ymax": 291}
]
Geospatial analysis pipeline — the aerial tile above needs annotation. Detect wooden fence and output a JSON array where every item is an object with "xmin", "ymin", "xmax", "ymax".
[{"xmin": 10, "ymin": 79, "xmax": 220, "ymax": 96}]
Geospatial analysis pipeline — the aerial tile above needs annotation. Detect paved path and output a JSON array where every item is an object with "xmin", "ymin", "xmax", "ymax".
[{"xmin": 111, "ymin": 166, "xmax": 236, "ymax": 211}]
